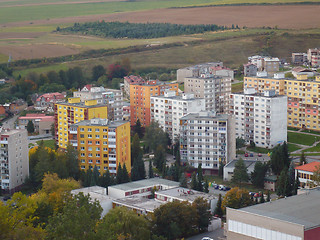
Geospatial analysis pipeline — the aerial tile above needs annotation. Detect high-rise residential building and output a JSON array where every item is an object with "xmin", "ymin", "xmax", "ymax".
[
  {"xmin": 150, "ymin": 91, "xmax": 205, "ymax": 140},
  {"xmin": 73, "ymin": 85, "xmax": 123, "ymax": 121},
  {"xmin": 130, "ymin": 80, "xmax": 179, "ymax": 127},
  {"xmin": 176, "ymin": 62, "xmax": 223, "ymax": 83},
  {"xmin": 184, "ymin": 74, "xmax": 231, "ymax": 113},
  {"xmin": 54, "ymin": 97, "xmax": 108, "ymax": 149},
  {"xmin": 248, "ymin": 55, "xmax": 280, "ymax": 73},
  {"xmin": 69, "ymin": 118, "xmax": 131, "ymax": 175},
  {"xmin": 123, "ymin": 75, "xmax": 145, "ymax": 97},
  {"xmin": 229, "ymin": 88, "xmax": 287, "ymax": 148},
  {"xmin": 307, "ymin": 48, "xmax": 320, "ymax": 67},
  {"xmin": 292, "ymin": 52, "xmax": 308, "ymax": 65},
  {"xmin": 244, "ymin": 72, "xmax": 286, "ymax": 95},
  {"xmin": 286, "ymin": 76, "xmax": 320, "ymax": 130},
  {"xmin": 180, "ymin": 111, "xmax": 235, "ymax": 175},
  {"xmin": 0, "ymin": 129, "xmax": 29, "ymax": 193}
]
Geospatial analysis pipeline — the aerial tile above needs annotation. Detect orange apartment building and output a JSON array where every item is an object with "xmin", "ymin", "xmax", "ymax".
[{"xmin": 129, "ymin": 80, "xmax": 179, "ymax": 126}]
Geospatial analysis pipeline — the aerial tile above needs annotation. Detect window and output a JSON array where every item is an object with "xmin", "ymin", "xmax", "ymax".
[
  {"xmin": 88, "ymin": 134, "xmax": 92, "ymax": 138},
  {"xmin": 88, "ymin": 128, "xmax": 92, "ymax": 132}
]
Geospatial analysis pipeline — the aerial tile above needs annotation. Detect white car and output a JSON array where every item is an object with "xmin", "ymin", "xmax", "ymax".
[{"xmin": 201, "ymin": 237, "xmax": 213, "ymax": 240}]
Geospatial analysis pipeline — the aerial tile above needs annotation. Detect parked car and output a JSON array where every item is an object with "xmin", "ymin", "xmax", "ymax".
[
  {"xmin": 250, "ymin": 153, "xmax": 254, "ymax": 157},
  {"xmin": 254, "ymin": 192, "xmax": 262, "ymax": 198},
  {"xmin": 219, "ymin": 185, "xmax": 225, "ymax": 190},
  {"xmin": 249, "ymin": 192, "xmax": 255, "ymax": 197},
  {"xmin": 214, "ymin": 184, "xmax": 219, "ymax": 189},
  {"xmin": 245, "ymin": 153, "xmax": 248, "ymax": 157},
  {"xmin": 201, "ymin": 237, "xmax": 213, "ymax": 240},
  {"xmin": 224, "ymin": 186, "xmax": 231, "ymax": 191},
  {"xmin": 258, "ymin": 153, "xmax": 262, "ymax": 157}
]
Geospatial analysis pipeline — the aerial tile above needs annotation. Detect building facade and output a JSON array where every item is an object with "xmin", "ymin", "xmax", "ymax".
[
  {"xmin": 295, "ymin": 161, "xmax": 320, "ymax": 188},
  {"xmin": 180, "ymin": 111, "xmax": 235, "ymax": 174},
  {"xmin": 0, "ymin": 129, "xmax": 29, "ymax": 193},
  {"xmin": 243, "ymin": 63, "xmax": 258, "ymax": 77},
  {"xmin": 244, "ymin": 73, "xmax": 286, "ymax": 95},
  {"xmin": 35, "ymin": 92, "xmax": 66, "ymax": 110},
  {"xmin": 18, "ymin": 114, "xmax": 54, "ymax": 134},
  {"xmin": 184, "ymin": 74, "xmax": 231, "ymax": 113},
  {"xmin": 73, "ymin": 85, "xmax": 123, "ymax": 121},
  {"xmin": 69, "ymin": 118, "xmax": 130, "ymax": 175},
  {"xmin": 292, "ymin": 52, "xmax": 308, "ymax": 65},
  {"xmin": 150, "ymin": 91, "xmax": 205, "ymax": 140},
  {"xmin": 123, "ymin": 75, "xmax": 145, "ymax": 97},
  {"xmin": 129, "ymin": 80, "xmax": 179, "ymax": 127},
  {"xmin": 230, "ymin": 89, "xmax": 287, "ymax": 148},
  {"xmin": 54, "ymin": 97, "xmax": 108, "ymax": 149}
]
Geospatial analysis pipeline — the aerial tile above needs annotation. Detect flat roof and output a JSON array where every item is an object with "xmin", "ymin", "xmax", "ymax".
[
  {"xmin": 237, "ymin": 188, "xmax": 320, "ymax": 230},
  {"xmin": 180, "ymin": 112, "xmax": 229, "ymax": 121},
  {"xmin": 157, "ymin": 187, "xmax": 215, "ymax": 202},
  {"xmin": 151, "ymin": 95, "xmax": 203, "ymax": 102},
  {"xmin": 57, "ymin": 101, "xmax": 108, "ymax": 108},
  {"xmin": 225, "ymin": 159, "xmax": 258, "ymax": 169},
  {"xmin": 109, "ymin": 178, "xmax": 179, "ymax": 192},
  {"xmin": 71, "ymin": 186, "xmax": 114, "ymax": 202},
  {"xmin": 113, "ymin": 195, "xmax": 164, "ymax": 213},
  {"xmin": 70, "ymin": 119, "xmax": 129, "ymax": 128}
]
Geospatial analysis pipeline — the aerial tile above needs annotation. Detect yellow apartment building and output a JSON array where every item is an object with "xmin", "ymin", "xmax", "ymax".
[
  {"xmin": 244, "ymin": 74, "xmax": 286, "ymax": 95},
  {"xmin": 69, "ymin": 118, "xmax": 131, "ymax": 175},
  {"xmin": 54, "ymin": 97, "xmax": 108, "ymax": 149}
]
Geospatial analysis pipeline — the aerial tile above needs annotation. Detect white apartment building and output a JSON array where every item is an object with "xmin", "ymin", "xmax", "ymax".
[
  {"xmin": 180, "ymin": 111, "xmax": 235, "ymax": 174},
  {"xmin": 229, "ymin": 88, "xmax": 287, "ymax": 148},
  {"xmin": 74, "ymin": 85, "xmax": 123, "ymax": 121},
  {"xmin": 0, "ymin": 129, "xmax": 29, "ymax": 193},
  {"xmin": 151, "ymin": 91, "xmax": 205, "ymax": 140},
  {"xmin": 184, "ymin": 74, "xmax": 231, "ymax": 113}
]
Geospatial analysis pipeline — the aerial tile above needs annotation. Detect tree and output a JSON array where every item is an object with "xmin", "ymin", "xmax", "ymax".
[
  {"xmin": 222, "ymin": 187, "xmax": 253, "ymax": 212},
  {"xmin": 251, "ymin": 162, "xmax": 268, "ymax": 188},
  {"xmin": 232, "ymin": 158, "xmax": 249, "ymax": 186},
  {"xmin": 144, "ymin": 121, "xmax": 168, "ymax": 153},
  {"xmin": 96, "ymin": 207, "xmax": 150, "ymax": 240},
  {"xmin": 0, "ymin": 192, "xmax": 45, "ymax": 240},
  {"xmin": 154, "ymin": 145, "xmax": 166, "ymax": 171},
  {"xmin": 260, "ymin": 194, "xmax": 265, "ymax": 203},
  {"xmin": 312, "ymin": 164, "xmax": 320, "ymax": 186},
  {"xmin": 65, "ymin": 144, "xmax": 79, "ymax": 180},
  {"xmin": 204, "ymin": 179, "xmax": 209, "ymax": 193},
  {"xmin": 149, "ymin": 159, "xmax": 154, "ymax": 178},
  {"xmin": 27, "ymin": 120, "xmax": 35, "ymax": 133},
  {"xmin": 191, "ymin": 172, "xmax": 198, "ymax": 190},
  {"xmin": 46, "ymin": 193, "xmax": 102, "ymax": 240},
  {"xmin": 293, "ymin": 174, "xmax": 300, "ymax": 195},
  {"xmin": 122, "ymin": 163, "xmax": 130, "ymax": 183},
  {"xmin": 214, "ymin": 194, "xmax": 223, "ymax": 218},
  {"xmin": 266, "ymin": 190, "xmax": 271, "ymax": 202},
  {"xmin": 116, "ymin": 163, "xmax": 123, "ymax": 184},
  {"xmin": 131, "ymin": 133, "xmax": 141, "ymax": 165},
  {"xmin": 152, "ymin": 201, "xmax": 198, "ymax": 239},
  {"xmin": 270, "ymin": 142, "xmax": 290, "ymax": 176},
  {"xmin": 192, "ymin": 197, "xmax": 212, "ymax": 233},
  {"xmin": 179, "ymin": 174, "xmax": 187, "ymax": 188},
  {"xmin": 219, "ymin": 162, "xmax": 224, "ymax": 178},
  {"xmin": 134, "ymin": 119, "xmax": 143, "ymax": 139},
  {"xmin": 197, "ymin": 164, "xmax": 204, "ymax": 192},
  {"xmin": 131, "ymin": 153, "xmax": 145, "ymax": 181},
  {"xmin": 92, "ymin": 65, "xmax": 106, "ymax": 82},
  {"xmin": 299, "ymin": 152, "xmax": 307, "ymax": 166},
  {"xmin": 276, "ymin": 167, "xmax": 291, "ymax": 197},
  {"xmin": 236, "ymin": 137, "xmax": 245, "ymax": 149}
]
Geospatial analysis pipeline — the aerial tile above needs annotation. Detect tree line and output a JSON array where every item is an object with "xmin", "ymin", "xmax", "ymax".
[{"xmin": 58, "ymin": 21, "xmax": 227, "ymax": 39}]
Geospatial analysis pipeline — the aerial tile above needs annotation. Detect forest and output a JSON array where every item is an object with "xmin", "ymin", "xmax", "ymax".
[{"xmin": 57, "ymin": 21, "xmax": 228, "ymax": 39}]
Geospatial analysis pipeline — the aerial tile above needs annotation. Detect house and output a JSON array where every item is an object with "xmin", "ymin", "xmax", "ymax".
[
  {"xmin": 243, "ymin": 63, "xmax": 258, "ymax": 77},
  {"xmin": 292, "ymin": 67, "xmax": 315, "ymax": 78},
  {"xmin": 9, "ymin": 99, "xmax": 27, "ymax": 114},
  {"xmin": 264, "ymin": 175, "xmax": 277, "ymax": 191},
  {"xmin": 223, "ymin": 159, "xmax": 259, "ymax": 182},
  {"xmin": 18, "ymin": 114, "xmax": 54, "ymax": 134},
  {"xmin": 123, "ymin": 75, "xmax": 145, "ymax": 97},
  {"xmin": 295, "ymin": 161, "xmax": 320, "ymax": 188},
  {"xmin": 35, "ymin": 92, "xmax": 66, "ymax": 110}
]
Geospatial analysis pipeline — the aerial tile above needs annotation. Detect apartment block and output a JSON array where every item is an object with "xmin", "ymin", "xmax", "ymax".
[
  {"xmin": 243, "ymin": 63, "xmax": 258, "ymax": 77},
  {"xmin": 73, "ymin": 85, "xmax": 123, "ymax": 121},
  {"xmin": 230, "ymin": 88, "xmax": 287, "ymax": 148},
  {"xmin": 248, "ymin": 55, "xmax": 280, "ymax": 73},
  {"xmin": 180, "ymin": 111, "xmax": 235, "ymax": 174},
  {"xmin": 286, "ymin": 76, "xmax": 320, "ymax": 130},
  {"xmin": 307, "ymin": 48, "xmax": 320, "ymax": 67},
  {"xmin": 69, "ymin": 118, "xmax": 130, "ymax": 175},
  {"xmin": 123, "ymin": 75, "xmax": 145, "ymax": 97},
  {"xmin": 292, "ymin": 52, "xmax": 308, "ymax": 65},
  {"xmin": 54, "ymin": 97, "xmax": 108, "ymax": 149},
  {"xmin": 150, "ymin": 91, "xmax": 205, "ymax": 140},
  {"xmin": 18, "ymin": 114, "xmax": 54, "ymax": 135},
  {"xmin": 0, "ymin": 129, "xmax": 29, "ymax": 193},
  {"xmin": 244, "ymin": 72, "xmax": 286, "ymax": 95},
  {"xmin": 184, "ymin": 74, "xmax": 231, "ymax": 113},
  {"xmin": 130, "ymin": 80, "xmax": 179, "ymax": 127},
  {"xmin": 176, "ymin": 62, "xmax": 223, "ymax": 83}
]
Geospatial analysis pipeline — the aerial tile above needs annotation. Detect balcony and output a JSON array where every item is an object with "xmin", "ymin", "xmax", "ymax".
[
  {"xmin": 108, "ymin": 144, "xmax": 116, "ymax": 149},
  {"xmin": 109, "ymin": 157, "xmax": 116, "ymax": 161},
  {"xmin": 108, "ymin": 132, "xmax": 116, "ymax": 136},
  {"xmin": 110, "ymin": 169, "xmax": 116, "ymax": 174},
  {"xmin": 0, "ymin": 140, "xmax": 8, "ymax": 144},
  {"xmin": 109, "ymin": 163, "xmax": 117, "ymax": 168}
]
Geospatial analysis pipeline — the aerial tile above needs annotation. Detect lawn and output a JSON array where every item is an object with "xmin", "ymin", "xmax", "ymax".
[
  {"xmin": 232, "ymin": 82, "xmax": 243, "ymax": 93},
  {"xmin": 246, "ymin": 146, "xmax": 270, "ymax": 154},
  {"xmin": 287, "ymin": 143, "xmax": 301, "ymax": 153},
  {"xmin": 287, "ymin": 132, "xmax": 320, "ymax": 146},
  {"xmin": 303, "ymin": 143, "xmax": 320, "ymax": 153},
  {"xmin": 36, "ymin": 139, "xmax": 56, "ymax": 149},
  {"xmin": 287, "ymin": 127, "xmax": 300, "ymax": 131},
  {"xmin": 301, "ymin": 129, "xmax": 320, "ymax": 135}
]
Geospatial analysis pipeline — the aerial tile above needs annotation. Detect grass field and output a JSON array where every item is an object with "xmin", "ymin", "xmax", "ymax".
[
  {"xmin": 287, "ymin": 143, "xmax": 301, "ymax": 153},
  {"xmin": 36, "ymin": 139, "xmax": 55, "ymax": 149},
  {"xmin": 247, "ymin": 146, "xmax": 271, "ymax": 154},
  {"xmin": 303, "ymin": 143, "xmax": 320, "ymax": 153},
  {"xmin": 301, "ymin": 129, "xmax": 320, "ymax": 135},
  {"xmin": 232, "ymin": 82, "xmax": 243, "ymax": 93},
  {"xmin": 287, "ymin": 132, "xmax": 320, "ymax": 146}
]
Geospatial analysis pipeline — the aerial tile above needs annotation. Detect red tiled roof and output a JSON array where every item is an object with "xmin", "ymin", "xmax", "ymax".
[
  {"xmin": 36, "ymin": 92, "xmax": 65, "ymax": 102},
  {"xmin": 19, "ymin": 115, "xmax": 54, "ymax": 121},
  {"xmin": 295, "ymin": 161, "xmax": 320, "ymax": 172}
]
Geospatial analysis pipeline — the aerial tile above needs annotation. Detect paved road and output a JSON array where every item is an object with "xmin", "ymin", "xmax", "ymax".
[
  {"xmin": 1, "ymin": 114, "xmax": 19, "ymax": 129},
  {"xmin": 187, "ymin": 228, "xmax": 225, "ymax": 240}
]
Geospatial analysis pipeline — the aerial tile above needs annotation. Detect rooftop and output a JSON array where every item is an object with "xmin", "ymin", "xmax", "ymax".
[
  {"xmin": 237, "ymin": 188, "xmax": 320, "ymax": 230},
  {"xmin": 109, "ymin": 178, "xmax": 179, "ymax": 192},
  {"xmin": 70, "ymin": 118, "xmax": 129, "ymax": 128},
  {"xmin": 225, "ymin": 159, "xmax": 259, "ymax": 169},
  {"xmin": 180, "ymin": 111, "xmax": 228, "ymax": 121},
  {"xmin": 113, "ymin": 195, "xmax": 163, "ymax": 213},
  {"xmin": 295, "ymin": 161, "xmax": 320, "ymax": 173},
  {"xmin": 157, "ymin": 187, "xmax": 215, "ymax": 202}
]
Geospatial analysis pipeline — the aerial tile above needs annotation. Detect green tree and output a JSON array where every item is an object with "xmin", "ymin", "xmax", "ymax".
[
  {"xmin": 293, "ymin": 174, "xmax": 300, "ymax": 195},
  {"xmin": 27, "ymin": 120, "xmax": 35, "ymax": 133},
  {"xmin": 96, "ymin": 207, "xmax": 151, "ymax": 240},
  {"xmin": 116, "ymin": 163, "xmax": 123, "ymax": 184},
  {"xmin": 65, "ymin": 144, "xmax": 79, "ymax": 180},
  {"xmin": 299, "ymin": 152, "xmax": 307, "ymax": 166},
  {"xmin": 149, "ymin": 159, "xmax": 154, "ymax": 178},
  {"xmin": 219, "ymin": 162, "xmax": 224, "ymax": 178},
  {"xmin": 214, "ymin": 194, "xmax": 223, "ymax": 218},
  {"xmin": 179, "ymin": 174, "xmax": 187, "ymax": 188},
  {"xmin": 152, "ymin": 201, "xmax": 197, "ymax": 239},
  {"xmin": 46, "ymin": 193, "xmax": 102, "ymax": 240},
  {"xmin": 131, "ymin": 153, "xmax": 145, "ymax": 181},
  {"xmin": 192, "ymin": 197, "xmax": 212, "ymax": 232},
  {"xmin": 134, "ymin": 119, "xmax": 143, "ymax": 139},
  {"xmin": 266, "ymin": 190, "xmax": 271, "ymax": 202},
  {"xmin": 204, "ymin": 179, "xmax": 209, "ymax": 193},
  {"xmin": 197, "ymin": 164, "xmax": 204, "ymax": 192},
  {"xmin": 270, "ymin": 142, "xmax": 290, "ymax": 176},
  {"xmin": 277, "ymin": 167, "xmax": 291, "ymax": 197},
  {"xmin": 122, "ymin": 163, "xmax": 130, "ymax": 183},
  {"xmin": 232, "ymin": 158, "xmax": 249, "ymax": 186},
  {"xmin": 154, "ymin": 145, "xmax": 166, "ymax": 171},
  {"xmin": 191, "ymin": 172, "xmax": 198, "ymax": 191},
  {"xmin": 236, "ymin": 137, "xmax": 245, "ymax": 149},
  {"xmin": 131, "ymin": 133, "xmax": 141, "ymax": 164},
  {"xmin": 312, "ymin": 165, "xmax": 320, "ymax": 186},
  {"xmin": 260, "ymin": 194, "xmax": 265, "ymax": 203},
  {"xmin": 251, "ymin": 162, "xmax": 268, "ymax": 188},
  {"xmin": 92, "ymin": 65, "xmax": 106, "ymax": 82},
  {"xmin": 144, "ymin": 121, "xmax": 168, "ymax": 153}
]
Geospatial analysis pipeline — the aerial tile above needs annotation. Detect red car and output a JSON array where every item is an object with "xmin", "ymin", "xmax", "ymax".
[
  {"xmin": 245, "ymin": 153, "xmax": 248, "ymax": 157},
  {"xmin": 258, "ymin": 153, "xmax": 262, "ymax": 157}
]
